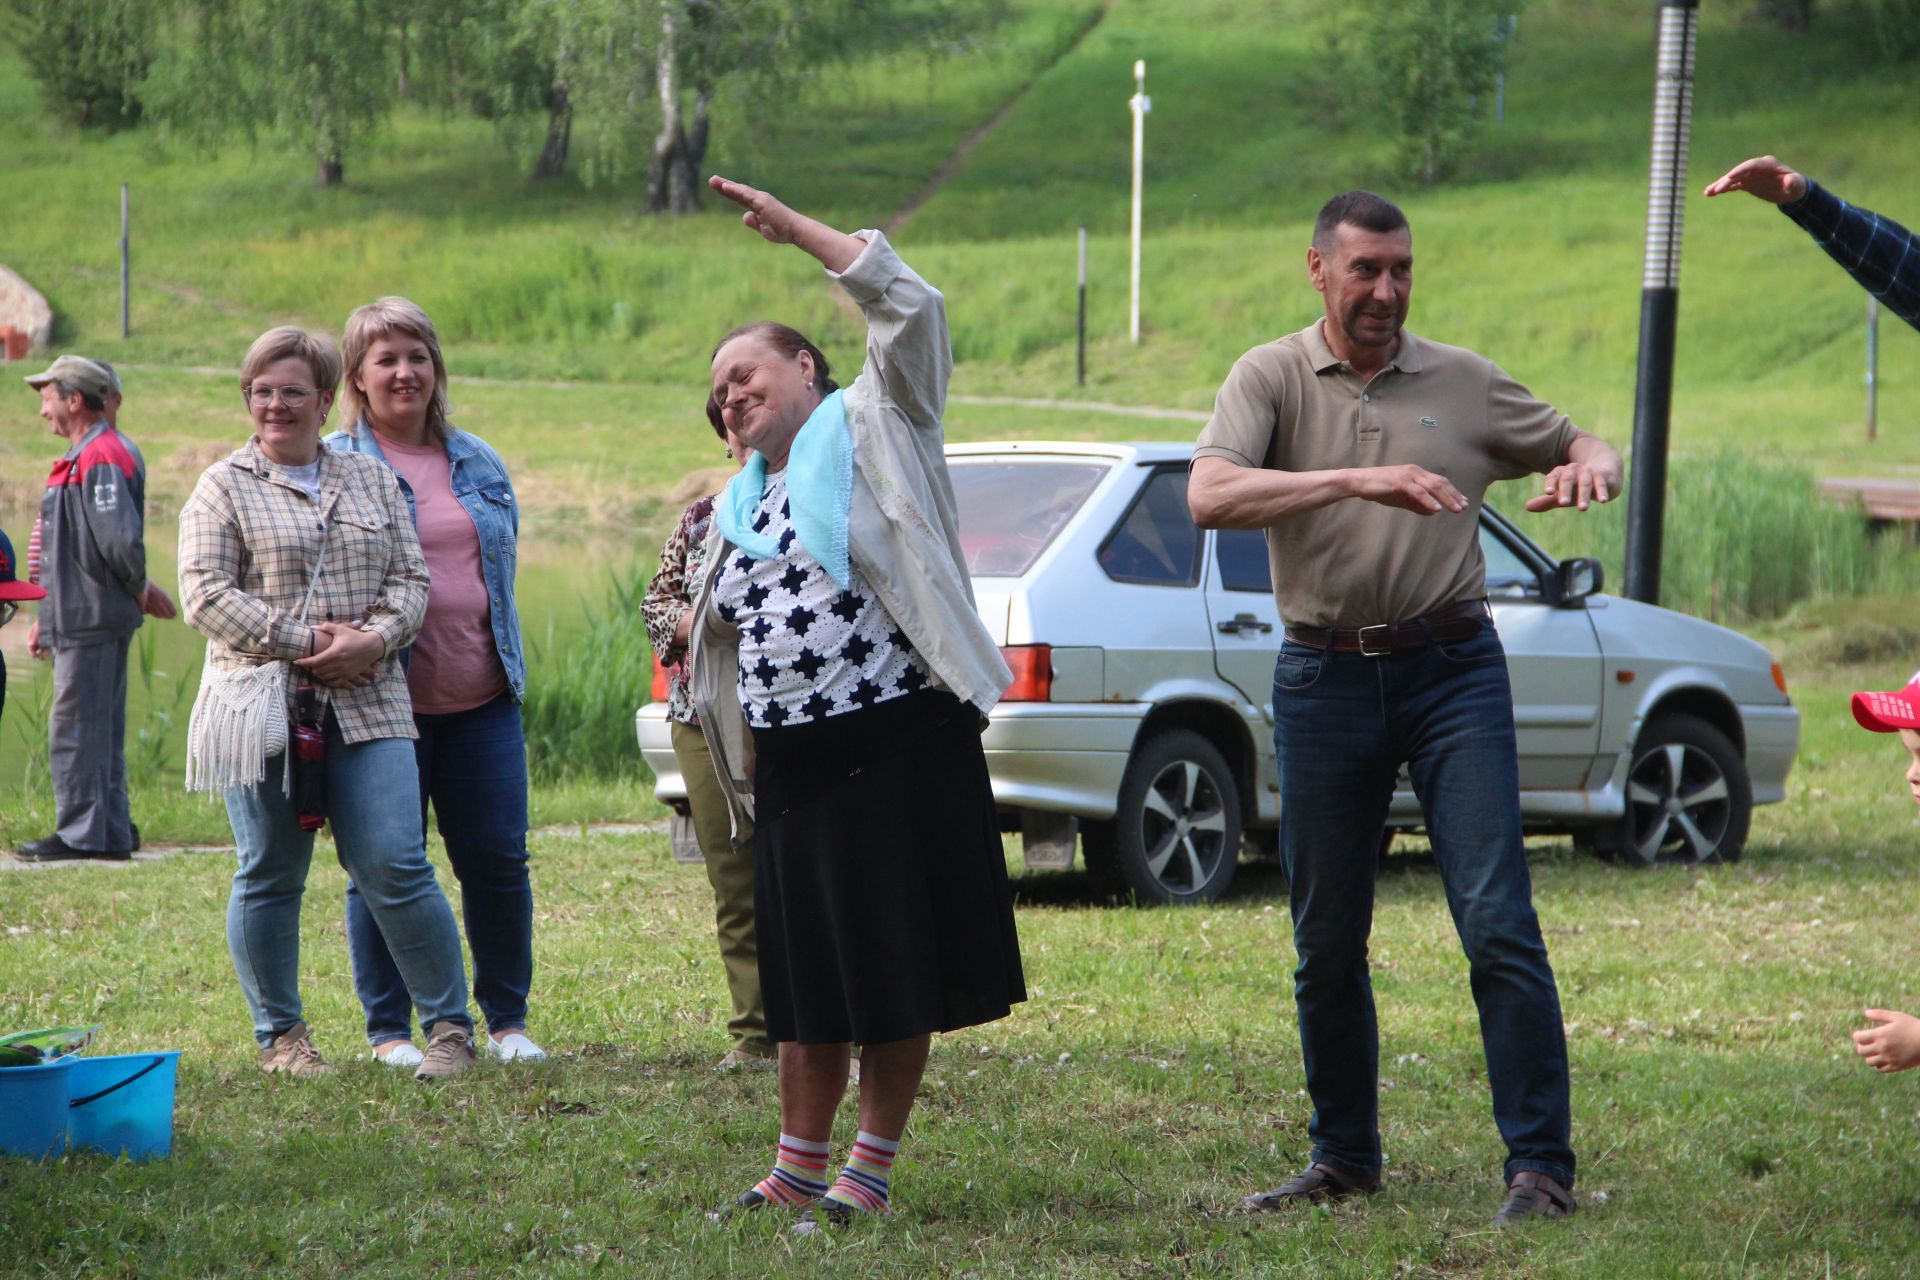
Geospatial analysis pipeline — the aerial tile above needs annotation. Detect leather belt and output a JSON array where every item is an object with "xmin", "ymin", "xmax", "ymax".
[{"xmin": 1284, "ymin": 599, "xmax": 1491, "ymax": 657}]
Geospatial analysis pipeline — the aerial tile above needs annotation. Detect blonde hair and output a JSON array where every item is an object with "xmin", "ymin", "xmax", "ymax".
[
  {"xmin": 340, "ymin": 296, "xmax": 452, "ymax": 442},
  {"xmin": 240, "ymin": 326, "xmax": 343, "ymax": 399}
]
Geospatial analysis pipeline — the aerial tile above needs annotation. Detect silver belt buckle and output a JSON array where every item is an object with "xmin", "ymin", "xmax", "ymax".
[{"xmin": 1357, "ymin": 623, "xmax": 1393, "ymax": 656}]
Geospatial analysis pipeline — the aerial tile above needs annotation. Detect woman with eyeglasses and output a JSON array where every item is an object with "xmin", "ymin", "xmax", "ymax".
[
  {"xmin": 178, "ymin": 325, "xmax": 477, "ymax": 1080},
  {"xmin": 325, "ymin": 297, "xmax": 545, "ymax": 1067}
]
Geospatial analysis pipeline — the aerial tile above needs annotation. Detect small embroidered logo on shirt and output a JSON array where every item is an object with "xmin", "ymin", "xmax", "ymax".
[
  {"xmin": 1419, "ymin": 416, "xmax": 1438, "ymax": 429},
  {"xmin": 92, "ymin": 474, "xmax": 119, "ymax": 512}
]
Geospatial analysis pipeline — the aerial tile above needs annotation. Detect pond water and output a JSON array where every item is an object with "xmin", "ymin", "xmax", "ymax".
[{"xmin": 0, "ymin": 502, "xmax": 656, "ymax": 798}]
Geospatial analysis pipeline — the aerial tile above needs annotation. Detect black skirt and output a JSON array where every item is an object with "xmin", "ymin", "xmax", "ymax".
[{"xmin": 752, "ymin": 689, "xmax": 1027, "ymax": 1046}]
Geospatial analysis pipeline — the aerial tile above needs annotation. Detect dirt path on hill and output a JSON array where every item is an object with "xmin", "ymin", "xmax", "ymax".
[{"xmin": 882, "ymin": 3, "xmax": 1112, "ymax": 241}]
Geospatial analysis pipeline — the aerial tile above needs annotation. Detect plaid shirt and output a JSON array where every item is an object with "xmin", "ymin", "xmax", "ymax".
[
  {"xmin": 641, "ymin": 494, "xmax": 716, "ymax": 725},
  {"xmin": 1784, "ymin": 180, "xmax": 1920, "ymax": 333},
  {"xmin": 178, "ymin": 439, "xmax": 428, "ymax": 743}
]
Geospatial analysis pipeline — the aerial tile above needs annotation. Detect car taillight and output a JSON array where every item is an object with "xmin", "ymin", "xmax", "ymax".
[
  {"xmin": 650, "ymin": 654, "xmax": 670, "ymax": 702},
  {"xmin": 1001, "ymin": 645, "xmax": 1052, "ymax": 702},
  {"xmin": 1771, "ymin": 661, "xmax": 1788, "ymax": 695}
]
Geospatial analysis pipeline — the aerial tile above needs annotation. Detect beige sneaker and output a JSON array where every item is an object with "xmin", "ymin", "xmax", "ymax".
[
  {"xmin": 259, "ymin": 1022, "xmax": 332, "ymax": 1077},
  {"xmin": 414, "ymin": 1020, "xmax": 478, "ymax": 1081}
]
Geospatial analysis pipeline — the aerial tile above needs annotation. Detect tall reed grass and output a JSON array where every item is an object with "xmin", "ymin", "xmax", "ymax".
[
  {"xmin": 520, "ymin": 564, "xmax": 655, "ymax": 783},
  {"xmin": 1492, "ymin": 448, "xmax": 1920, "ymax": 623}
]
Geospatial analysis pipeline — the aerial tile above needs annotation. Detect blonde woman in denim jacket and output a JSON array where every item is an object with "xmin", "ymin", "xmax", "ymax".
[{"xmin": 325, "ymin": 297, "xmax": 545, "ymax": 1067}]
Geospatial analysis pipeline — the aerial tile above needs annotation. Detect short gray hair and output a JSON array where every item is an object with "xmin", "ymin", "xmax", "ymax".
[{"xmin": 240, "ymin": 326, "xmax": 344, "ymax": 399}]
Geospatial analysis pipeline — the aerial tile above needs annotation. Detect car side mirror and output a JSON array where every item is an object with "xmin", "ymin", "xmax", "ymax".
[{"xmin": 1546, "ymin": 557, "xmax": 1603, "ymax": 607}]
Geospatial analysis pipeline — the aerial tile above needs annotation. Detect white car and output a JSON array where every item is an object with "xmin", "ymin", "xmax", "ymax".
[{"xmin": 638, "ymin": 441, "xmax": 1800, "ymax": 903}]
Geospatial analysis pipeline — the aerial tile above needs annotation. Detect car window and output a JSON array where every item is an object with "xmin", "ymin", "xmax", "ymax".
[
  {"xmin": 1481, "ymin": 523, "xmax": 1542, "ymax": 598},
  {"xmin": 1216, "ymin": 527, "xmax": 1271, "ymax": 593},
  {"xmin": 950, "ymin": 459, "xmax": 1111, "ymax": 578},
  {"xmin": 1099, "ymin": 467, "xmax": 1202, "ymax": 585}
]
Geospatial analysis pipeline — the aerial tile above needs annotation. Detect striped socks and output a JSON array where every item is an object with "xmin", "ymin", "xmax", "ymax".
[
  {"xmin": 754, "ymin": 1133, "xmax": 831, "ymax": 1206},
  {"xmin": 822, "ymin": 1131, "xmax": 899, "ymax": 1215}
]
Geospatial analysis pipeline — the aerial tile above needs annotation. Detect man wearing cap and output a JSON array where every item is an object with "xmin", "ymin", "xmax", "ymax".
[
  {"xmin": 0, "ymin": 528, "xmax": 48, "ymax": 725},
  {"xmin": 1188, "ymin": 190, "xmax": 1622, "ymax": 1225},
  {"xmin": 16, "ymin": 355, "xmax": 175, "ymax": 863}
]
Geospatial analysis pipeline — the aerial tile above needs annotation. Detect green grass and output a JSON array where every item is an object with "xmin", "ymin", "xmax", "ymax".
[{"xmin": 5, "ymin": 615, "xmax": 1920, "ymax": 1275}]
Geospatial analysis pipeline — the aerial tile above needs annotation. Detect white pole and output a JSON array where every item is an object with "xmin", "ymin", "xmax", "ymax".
[
  {"xmin": 1129, "ymin": 60, "xmax": 1149, "ymax": 345},
  {"xmin": 1868, "ymin": 294, "xmax": 1880, "ymax": 441}
]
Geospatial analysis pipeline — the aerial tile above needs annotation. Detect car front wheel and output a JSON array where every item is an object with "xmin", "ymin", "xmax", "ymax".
[
  {"xmin": 1085, "ymin": 729, "xmax": 1242, "ymax": 904},
  {"xmin": 1595, "ymin": 712, "xmax": 1752, "ymax": 867}
]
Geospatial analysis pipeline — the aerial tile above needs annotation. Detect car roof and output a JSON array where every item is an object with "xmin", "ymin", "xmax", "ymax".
[{"xmin": 945, "ymin": 441, "xmax": 1193, "ymax": 465}]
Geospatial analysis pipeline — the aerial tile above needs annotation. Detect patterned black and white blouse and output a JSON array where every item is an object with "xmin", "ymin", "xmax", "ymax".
[{"xmin": 712, "ymin": 472, "xmax": 931, "ymax": 729}]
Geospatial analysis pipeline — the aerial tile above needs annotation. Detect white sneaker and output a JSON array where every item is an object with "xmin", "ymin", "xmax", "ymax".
[
  {"xmin": 487, "ymin": 1031, "xmax": 548, "ymax": 1062},
  {"xmin": 371, "ymin": 1041, "xmax": 424, "ymax": 1068}
]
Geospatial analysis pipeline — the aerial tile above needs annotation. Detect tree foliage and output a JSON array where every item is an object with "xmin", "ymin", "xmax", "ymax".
[
  {"xmin": 507, "ymin": 0, "xmax": 1006, "ymax": 206},
  {"xmin": 7, "ymin": 0, "xmax": 1005, "ymax": 202},
  {"xmin": 1, "ymin": 0, "xmax": 154, "ymax": 129},
  {"xmin": 140, "ymin": 0, "xmax": 397, "ymax": 186},
  {"xmin": 1362, "ymin": 0, "xmax": 1517, "ymax": 185}
]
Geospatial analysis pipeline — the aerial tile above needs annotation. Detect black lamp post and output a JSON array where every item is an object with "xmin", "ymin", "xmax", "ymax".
[{"xmin": 1623, "ymin": 0, "xmax": 1699, "ymax": 605}]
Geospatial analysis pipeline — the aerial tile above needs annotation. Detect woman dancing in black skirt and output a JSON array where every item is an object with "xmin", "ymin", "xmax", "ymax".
[{"xmin": 688, "ymin": 175, "xmax": 1026, "ymax": 1233}]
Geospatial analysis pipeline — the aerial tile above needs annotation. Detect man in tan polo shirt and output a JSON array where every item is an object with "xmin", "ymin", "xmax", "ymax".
[{"xmin": 1189, "ymin": 190, "xmax": 1622, "ymax": 1226}]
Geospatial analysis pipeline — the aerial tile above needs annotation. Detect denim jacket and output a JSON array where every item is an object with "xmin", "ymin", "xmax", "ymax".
[{"xmin": 323, "ymin": 421, "xmax": 526, "ymax": 701}]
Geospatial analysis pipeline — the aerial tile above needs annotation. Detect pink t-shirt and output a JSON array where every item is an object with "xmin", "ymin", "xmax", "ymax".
[{"xmin": 373, "ymin": 432, "xmax": 508, "ymax": 715}]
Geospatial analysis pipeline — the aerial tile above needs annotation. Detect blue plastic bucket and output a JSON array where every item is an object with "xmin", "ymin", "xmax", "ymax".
[
  {"xmin": 67, "ymin": 1052, "xmax": 179, "ymax": 1161},
  {"xmin": 0, "ymin": 1055, "xmax": 77, "ymax": 1160}
]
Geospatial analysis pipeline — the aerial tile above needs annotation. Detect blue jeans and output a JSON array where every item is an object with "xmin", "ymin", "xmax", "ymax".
[
  {"xmin": 1273, "ymin": 617, "xmax": 1575, "ymax": 1188},
  {"xmin": 224, "ymin": 720, "xmax": 473, "ymax": 1051},
  {"xmin": 345, "ymin": 694, "xmax": 533, "ymax": 1043}
]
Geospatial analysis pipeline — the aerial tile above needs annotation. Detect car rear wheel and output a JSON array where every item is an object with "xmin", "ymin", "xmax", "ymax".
[
  {"xmin": 1592, "ymin": 712, "xmax": 1752, "ymax": 867},
  {"xmin": 1085, "ymin": 729, "xmax": 1242, "ymax": 904}
]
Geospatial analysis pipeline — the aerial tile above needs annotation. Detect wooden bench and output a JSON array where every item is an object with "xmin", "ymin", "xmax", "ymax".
[{"xmin": 1819, "ymin": 477, "xmax": 1920, "ymax": 524}]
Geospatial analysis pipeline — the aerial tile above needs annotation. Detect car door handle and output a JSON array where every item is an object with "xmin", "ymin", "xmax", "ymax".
[{"xmin": 1217, "ymin": 613, "xmax": 1274, "ymax": 634}]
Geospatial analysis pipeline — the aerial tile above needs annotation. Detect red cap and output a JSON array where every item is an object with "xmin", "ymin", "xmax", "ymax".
[
  {"xmin": 0, "ymin": 529, "xmax": 45, "ymax": 602},
  {"xmin": 1851, "ymin": 673, "xmax": 1920, "ymax": 733}
]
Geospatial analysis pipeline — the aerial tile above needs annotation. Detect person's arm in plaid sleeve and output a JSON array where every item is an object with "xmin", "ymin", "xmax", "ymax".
[
  {"xmin": 178, "ymin": 471, "xmax": 320, "ymax": 660},
  {"xmin": 1706, "ymin": 155, "xmax": 1920, "ymax": 332},
  {"xmin": 642, "ymin": 505, "xmax": 696, "ymax": 662},
  {"xmin": 297, "ymin": 467, "xmax": 428, "ymax": 684}
]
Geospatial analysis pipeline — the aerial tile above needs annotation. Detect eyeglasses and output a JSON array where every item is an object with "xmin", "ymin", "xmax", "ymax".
[
  {"xmin": 247, "ymin": 384, "xmax": 315, "ymax": 408},
  {"xmin": 0, "ymin": 602, "xmax": 17, "ymax": 628}
]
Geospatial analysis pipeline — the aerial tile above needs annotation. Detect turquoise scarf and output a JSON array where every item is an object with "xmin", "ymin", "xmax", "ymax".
[{"xmin": 715, "ymin": 389, "xmax": 852, "ymax": 590}]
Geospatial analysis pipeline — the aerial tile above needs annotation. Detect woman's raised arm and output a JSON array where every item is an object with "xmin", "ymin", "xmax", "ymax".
[{"xmin": 709, "ymin": 176, "xmax": 867, "ymax": 274}]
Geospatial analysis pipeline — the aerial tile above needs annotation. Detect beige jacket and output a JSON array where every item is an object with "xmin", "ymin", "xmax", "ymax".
[
  {"xmin": 687, "ymin": 231, "xmax": 1013, "ymax": 830},
  {"xmin": 178, "ymin": 439, "xmax": 428, "ymax": 743}
]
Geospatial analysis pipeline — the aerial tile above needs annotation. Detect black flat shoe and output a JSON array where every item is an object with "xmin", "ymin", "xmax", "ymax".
[
  {"xmin": 706, "ymin": 1189, "xmax": 773, "ymax": 1223},
  {"xmin": 14, "ymin": 835, "xmax": 131, "ymax": 863},
  {"xmin": 792, "ymin": 1201, "xmax": 857, "ymax": 1237}
]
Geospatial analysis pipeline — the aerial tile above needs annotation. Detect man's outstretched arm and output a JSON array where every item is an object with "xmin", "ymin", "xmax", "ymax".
[{"xmin": 1707, "ymin": 154, "xmax": 1920, "ymax": 333}]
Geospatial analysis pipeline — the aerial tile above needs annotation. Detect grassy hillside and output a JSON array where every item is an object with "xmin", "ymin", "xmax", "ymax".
[{"xmin": 0, "ymin": 0, "xmax": 1913, "ymax": 452}]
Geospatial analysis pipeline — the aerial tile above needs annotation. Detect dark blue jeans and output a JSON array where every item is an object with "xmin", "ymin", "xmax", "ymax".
[
  {"xmin": 1273, "ymin": 617, "xmax": 1574, "ymax": 1188},
  {"xmin": 345, "ymin": 693, "xmax": 533, "ymax": 1042}
]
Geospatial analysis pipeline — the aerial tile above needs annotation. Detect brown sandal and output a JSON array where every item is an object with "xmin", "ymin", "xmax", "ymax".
[
  {"xmin": 1492, "ymin": 1170, "xmax": 1576, "ymax": 1225},
  {"xmin": 1242, "ymin": 1162, "xmax": 1379, "ymax": 1209}
]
